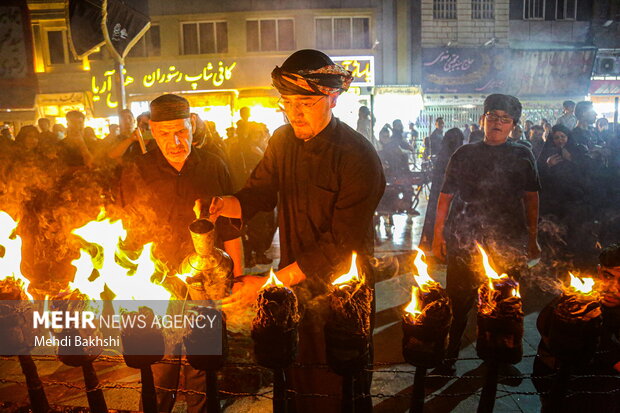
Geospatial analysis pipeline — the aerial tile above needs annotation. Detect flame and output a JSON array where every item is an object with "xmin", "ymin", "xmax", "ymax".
[
  {"xmin": 332, "ymin": 252, "xmax": 361, "ymax": 286},
  {"xmin": 476, "ymin": 243, "xmax": 508, "ymax": 287},
  {"xmin": 261, "ymin": 268, "xmax": 284, "ymax": 289},
  {"xmin": 413, "ymin": 248, "xmax": 435, "ymax": 292},
  {"xmin": 568, "ymin": 272, "xmax": 595, "ymax": 295},
  {"xmin": 404, "ymin": 286, "xmax": 422, "ymax": 317},
  {"xmin": 0, "ymin": 211, "xmax": 33, "ymax": 300},
  {"xmin": 69, "ymin": 211, "xmax": 171, "ymax": 315}
]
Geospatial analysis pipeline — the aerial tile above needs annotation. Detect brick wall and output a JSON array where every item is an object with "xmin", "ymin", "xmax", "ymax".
[{"xmin": 421, "ymin": 0, "xmax": 509, "ymax": 46}]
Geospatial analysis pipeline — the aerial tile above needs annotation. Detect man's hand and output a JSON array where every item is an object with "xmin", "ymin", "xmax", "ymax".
[
  {"xmin": 432, "ymin": 233, "xmax": 447, "ymax": 263},
  {"xmin": 209, "ymin": 195, "xmax": 242, "ymax": 219},
  {"xmin": 223, "ymin": 275, "xmax": 266, "ymax": 306}
]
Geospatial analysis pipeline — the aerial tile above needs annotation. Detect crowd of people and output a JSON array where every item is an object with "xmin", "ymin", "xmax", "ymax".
[
  {"xmin": 355, "ymin": 99, "xmax": 620, "ymax": 272},
  {"xmin": 0, "ymin": 72, "xmax": 618, "ymax": 410}
]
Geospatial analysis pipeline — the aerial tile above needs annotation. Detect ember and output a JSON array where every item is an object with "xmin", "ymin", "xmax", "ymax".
[
  {"xmin": 325, "ymin": 252, "xmax": 373, "ymax": 375},
  {"xmin": 402, "ymin": 248, "xmax": 451, "ymax": 413},
  {"xmin": 402, "ymin": 248, "xmax": 452, "ymax": 368},
  {"xmin": 548, "ymin": 273, "xmax": 602, "ymax": 363},
  {"xmin": 475, "ymin": 244, "xmax": 524, "ymax": 364},
  {"xmin": 251, "ymin": 269, "xmax": 299, "ymax": 369}
]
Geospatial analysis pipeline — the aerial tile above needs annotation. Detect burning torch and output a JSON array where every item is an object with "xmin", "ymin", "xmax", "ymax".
[
  {"xmin": 325, "ymin": 252, "xmax": 373, "ymax": 413},
  {"xmin": 0, "ymin": 278, "xmax": 51, "ymax": 413},
  {"xmin": 546, "ymin": 273, "xmax": 602, "ymax": 410},
  {"xmin": 251, "ymin": 269, "xmax": 300, "ymax": 413},
  {"xmin": 121, "ymin": 307, "xmax": 165, "ymax": 413},
  {"xmin": 184, "ymin": 305, "xmax": 228, "ymax": 413},
  {"xmin": 402, "ymin": 248, "xmax": 452, "ymax": 413},
  {"xmin": 51, "ymin": 292, "xmax": 108, "ymax": 413},
  {"xmin": 475, "ymin": 244, "xmax": 523, "ymax": 413}
]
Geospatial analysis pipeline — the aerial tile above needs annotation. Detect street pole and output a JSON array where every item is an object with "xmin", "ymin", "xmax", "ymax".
[{"xmin": 115, "ymin": 61, "xmax": 127, "ymax": 114}]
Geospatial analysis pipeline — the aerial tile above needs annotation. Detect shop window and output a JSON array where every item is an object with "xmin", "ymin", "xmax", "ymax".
[
  {"xmin": 315, "ymin": 17, "xmax": 370, "ymax": 50},
  {"xmin": 556, "ymin": 0, "xmax": 577, "ymax": 20},
  {"xmin": 128, "ymin": 24, "xmax": 161, "ymax": 58},
  {"xmin": 433, "ymin": 0, "xmax": 457, "ymax": 19},
  {"xmin": 524, "ymin": 0, "xmax": 545, "ymax": 20},
  {"xmin": 246, "ymin": 19, "xmax": 295, "ymax": 52},
  {"xmin": 472, "ymin": 0, "xmax": 494, "ymax": 19},
  {"xmin": 46, "ymin": 29, "xmax": 74, "ymax": 65},
  {"xmin": 181, "ymin": 21, "xmax": 227, "ymax": 55}
]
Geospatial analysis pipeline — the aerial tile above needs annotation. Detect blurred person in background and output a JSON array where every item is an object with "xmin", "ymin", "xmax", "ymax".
[{"xmin": 555, "ymin": 100, "xmax": 577, "ymax": 130}]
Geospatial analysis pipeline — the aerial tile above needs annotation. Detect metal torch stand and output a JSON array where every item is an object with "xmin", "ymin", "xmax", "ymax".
[
  {"xmin": 272, "ymin": 368, "xmax": 288, "ymax": 413},
  {"xmin": 477, "ymin": 361, "xmax": 499, "ymax": 413},
  {"xmin": 80, "ymin": 360, "xmax": 108, "ymax": 413},
  {"xmin": 139, "ymin": 365, "xmax": 158, "ymax": 413},
  {"xmin": 18, "ymin": 354, "xmax": 50, "ymax": 413},
  {"xmin": 411, "ymin": 366, "xmax": 427, "ymax": 413},
  {"xmin": 205, "ymin": 370, "xmax": 221, "ymax": 413}
]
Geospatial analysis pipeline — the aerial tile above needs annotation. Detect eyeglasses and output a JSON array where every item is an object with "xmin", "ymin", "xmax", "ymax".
[
  {"xmin": 277, "ymin": 96, "xmax": 325, "ymax": 112},
  {"xmin": 485, "ymin": 113, "xmax": 514, "ymax": 124}
]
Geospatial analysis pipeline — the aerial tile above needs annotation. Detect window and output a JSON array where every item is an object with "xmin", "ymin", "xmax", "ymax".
[
  {"xmin": 433, "ymin": 0, "xmax": 457, "ymax": 19},
  {"xmin": 128, "ymin": 25, "xmax": 161, "ymax": 58},
  {"xmin": 472, "ymin": 0, "xmax": 494, "ymax": 19},
  {"xmin": 315, "ymin": 17, "xmax": 370, "ymax": 50},
  {"xmin": 524, "ymin": 0, "xmax": 545, "ymax": 20},
  {"xmin": 246, "ymin": 19, "xmax": 295, "ymax": 52},
  {"xmin": 46, "ymin": 29, "xmax": 75, "ymax": 65},
  {"xmin": 556, "ymin": 0, "xmax": 577, "ymax": 20},
  {"xmin": 181, "ymin": 21, "xmax": 227, "ymax": 55}
]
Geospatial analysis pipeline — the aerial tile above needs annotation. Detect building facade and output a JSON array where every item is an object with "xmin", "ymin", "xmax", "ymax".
[{"xmin": 2, "ymin": 0, "xmax": 423, "ymax": 136}]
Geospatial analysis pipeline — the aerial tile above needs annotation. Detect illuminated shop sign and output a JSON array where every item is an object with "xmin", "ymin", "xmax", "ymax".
[
  {"xmin": 332, "ymin": 56, "xmax": 374, "ymax": 87},
  {"xmin": 90, "ymin": 61, "xmax": 238, "ymax": 110}
]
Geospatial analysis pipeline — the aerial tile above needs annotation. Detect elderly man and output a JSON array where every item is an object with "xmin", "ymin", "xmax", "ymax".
[
  {"xmin": 120, "ymin": 94, "xmax": 243, "ymax": 412},
  {"xmin": 432, "ymin": 94, "xmax": 541, "ymax": 372},
  {"xmin": 120, "ymin": 94, "xmax": 243, "ymax": 277},
  {"xmin": 210, "ymin": 49, "xmax": 385, "ymax": 412}
]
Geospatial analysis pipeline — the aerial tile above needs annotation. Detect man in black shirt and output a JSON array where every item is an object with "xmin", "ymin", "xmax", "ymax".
[
  {"xmin": 432, "ymin": 94, "xmax": 541, "ymax": 370},
  {"xmin": 210, "ymin": 49, "xmax": 385, "ymax": 412},
  {"xmin": 572, "ymin": 101, "xmax": 599, "ymax": 149},
  {"xmin": 120, "ymin": 94, "xmax": 243, "ymax": 413}
]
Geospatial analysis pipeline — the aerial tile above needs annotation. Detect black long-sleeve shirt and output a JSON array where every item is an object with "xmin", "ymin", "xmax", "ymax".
[
  {"xmin": 235, "ymin": 116, "xmax": 385, "ymax": 283},
  {"xmin": 120, "ymin": 147, "xmax": 241, "ymax": 271}
]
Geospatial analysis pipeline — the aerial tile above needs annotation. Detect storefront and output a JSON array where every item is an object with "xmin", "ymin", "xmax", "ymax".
[
  {"xmin": 420, "ymin": 46, "xmax": 597, "ymax": 128},
  {"xmin": 89, "ymin": 54, "xmax": 379, "ymax": 137}
]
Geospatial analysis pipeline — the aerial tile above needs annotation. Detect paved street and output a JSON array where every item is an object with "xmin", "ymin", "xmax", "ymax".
[{"xmin": 0, "ymin": 196, "xmax": 558, "ymax": 412}]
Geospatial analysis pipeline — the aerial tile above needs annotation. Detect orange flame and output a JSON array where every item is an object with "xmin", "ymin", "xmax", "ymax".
[
  {"xmin": 404, "ymin": 286, "xmax": 423, "ymax": 317},
  {"xmin": 332, "ymin": 252, "xmax": 361, "ymax": 286},
  {"xmin": 69, "ymin": 209, "xmax": 171, "ymax": 315},
  {"xmin": 567, "ymin": 272, "xmax": 595, "ymax": 295},
  {"xmin": 476, "ymin": 243, "xmax": 508, "ymax": 291},
  {"xmin": 413, "ymin": 248, "xmax": 436, "ymax": 292},
  {"xmin": 0, "ymin": 211, "xmax": 33, "ymax": 300},
  {"xmin": 261, "ymin": 268, "xmax": 284, "ymax": 289}
]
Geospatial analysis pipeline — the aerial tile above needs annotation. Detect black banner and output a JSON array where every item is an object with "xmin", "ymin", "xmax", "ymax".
[
  {"xmin": 67, "ymin": 0, "xmax": 106, "ymax": 59},
  {"xmin": 0, "ymin": 0, "xmax": 38, "ymax": 109},
  {"xmin": 103, "ymin": 0, "xmax": 150, "ymax": 62}
]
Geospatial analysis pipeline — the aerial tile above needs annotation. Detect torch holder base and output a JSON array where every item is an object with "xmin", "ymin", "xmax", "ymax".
[
  {"xmin": 402, "ymin": 320, "xmax": 449, "ymax": 369},
  {"xmin": 476, "ymin": 314, "xmax": 523, "ymax": 365},
  {"xmin": 252, "ymin": 326, "xmax": 298, "ymax": 370},
  {"xmin": 548, "ymin": 314, "xmax": 602, "ymax": 365},
  {"xmin": 324, "ymin": 326, "xmax": 370, "ymax": 376}
]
